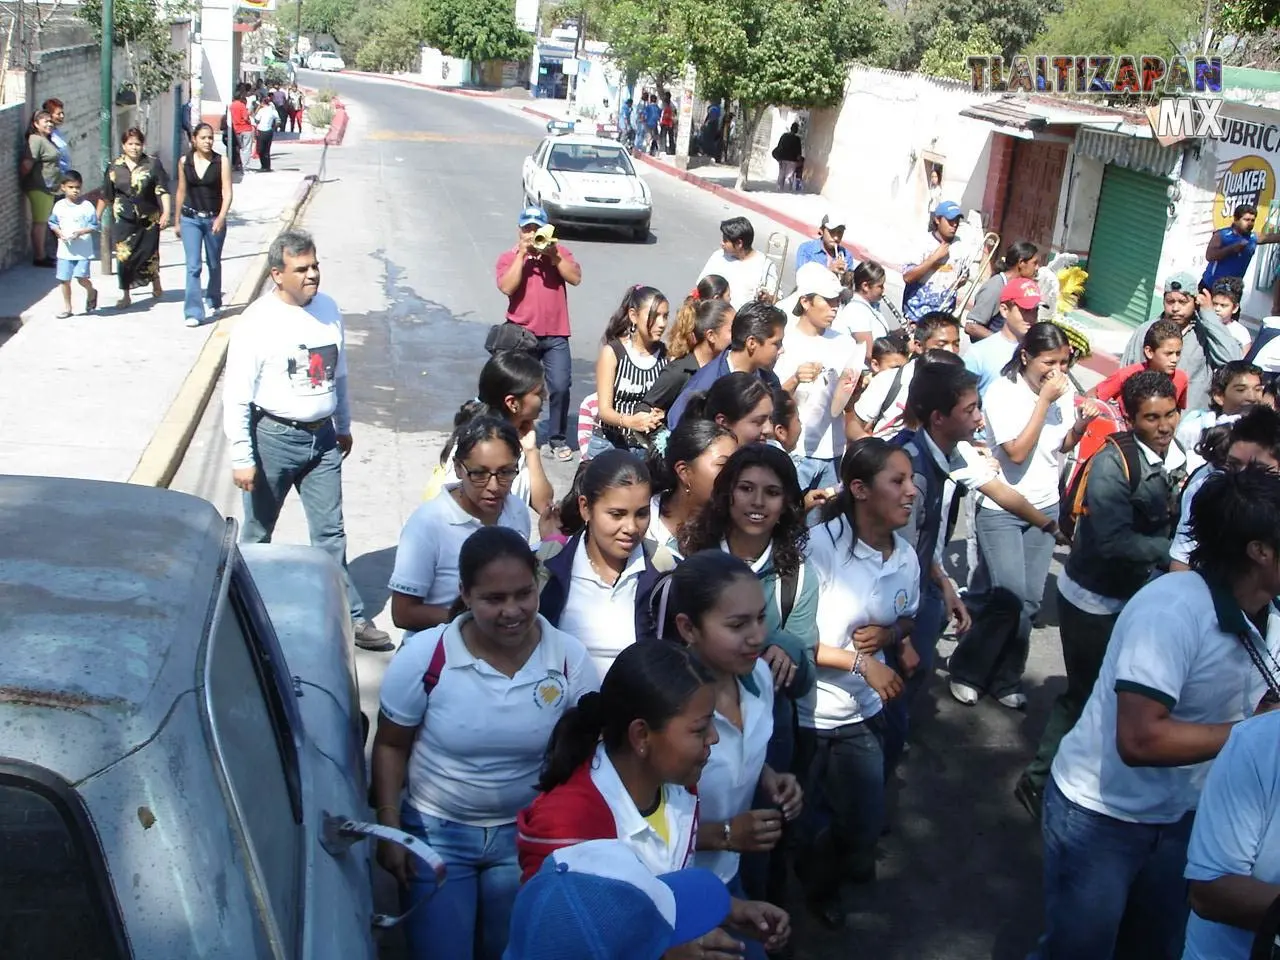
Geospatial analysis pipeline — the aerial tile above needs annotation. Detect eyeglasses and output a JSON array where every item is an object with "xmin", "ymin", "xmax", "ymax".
[{"xmin": 460, "ymin": 463, "xmax": 520, "ymax": 485}]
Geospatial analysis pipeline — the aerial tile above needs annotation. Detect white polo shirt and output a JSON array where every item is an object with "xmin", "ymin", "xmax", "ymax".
[
  {"xmin": 388, "ymin": 484, "xmax": 532, "ymax": 605},
  {"xmin": 589, "ymin": 742, "xmax": 700, "ymax": 874},
  {"xmin": 804, "ymin": 517, "xmax": 921, "ymax": 729},
  {"xmin": 773, "ymin": 322, "xmax": 862, "ymax": 461},
  {"xmin": 982, "ymin": 373, "xmax": 1076, "ymax": 511},
  {"xmin": 557, "ymin": 538, "xmax": 647, "ymax": 679},
  {"xmin": 1052, "ymin": 572, "xmax": 1280, "ymax": 824},
  {"xmin": 694, "ymin": 658, "xmax": 775, "ymax": 882},
  {"xmin": 1170, "ymin": 464, "xmax": 1215, "ymax": 566},
  {"xmin": 853, "ymin": 359, "xmax": 918, "ymax": 439},
  {"xmin": 379, "ymin": 613, "xmax": 599, "ymax": 826},
  {"xmin": 1184, "ymin": 712, "xmax": 1280, "ymax": 960}
]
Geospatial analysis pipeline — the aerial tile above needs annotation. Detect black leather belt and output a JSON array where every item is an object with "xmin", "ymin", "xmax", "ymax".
[{"xmin": 252, "ymin": 405, "xmax": 330, "ymax": 432}]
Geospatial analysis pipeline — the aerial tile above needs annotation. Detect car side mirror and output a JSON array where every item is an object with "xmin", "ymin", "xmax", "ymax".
[{"xmin": 321, "ymin": 812, "xmax": 446, "ymax": 928}]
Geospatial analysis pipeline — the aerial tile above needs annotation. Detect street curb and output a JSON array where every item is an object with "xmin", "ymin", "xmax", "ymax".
[
  {"xmin": 127, "ymin": 173, "xmax": 321, "ymax": 489},
  {"xmin": 341, "ymin": 70, "xmax": 502, "ymax": 97},
  {"xmin": 518, "ymin": 103, "xmax": 1123, "ymax": 377}
]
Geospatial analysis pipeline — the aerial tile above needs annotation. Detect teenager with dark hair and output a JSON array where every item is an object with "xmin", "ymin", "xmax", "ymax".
[
  {"xmin": 1092, "ymin": 318, "xmax": 1189, "ymax": 413},
  {"xmin": 668, "ymin": 301, "xmax": 786, "ymax": 428},
  {"xmin": 963, "ymin": 277, "xmax": 1040, "ymax": 395},
  {"xmin": 645, "ymin": 418, "xmax": 738, "ymax": 555},
  {"xmin": 698, "ymin": 217, "xmax": 780, "ymax": 309},
  {"xmin": 949, "ymin": 322, "xmax": 1101, "ymax": 708},
  {"xmin": 1035, "ymin": 464, "xmax": 1280, "ymax": 960},
  {"xmin": 373, "ymin": 526, "xmax": 597, "ymax": 960},
  {"xmin": 683, "ymin": 372, "xmax": 776, "ymax": 447},
  {"xmin": 647, "ymin": 297, "xmax": 735, "ymax": 413},
  {"xmin": 963, "ymin": 240, "xmax": 1039, "ymax": 341},
  {"xmin": 1176, "ymin": 360, "xmax": 1263, "ymax": 472},
  {"xmin": 1209, "ymin": 276, "xmax": 1251, "ymax": 351},
  {"xmin": 590, "ymin": 285, "xmax": 670, "ymax": 456},
  {"xmin": 834, "ymin": 260, "xmax": 900, "ymax": 360},
  {"xmin": 851, "ymin": 311, "xmax": 962, "ymax": 439},
  {"xmin": 389, "ymin": 418, "xmax": 531, "ymax": 633},
  {"xmin": 1017, "ymin": 371, "xmax": 1186, "ymax": 818}
]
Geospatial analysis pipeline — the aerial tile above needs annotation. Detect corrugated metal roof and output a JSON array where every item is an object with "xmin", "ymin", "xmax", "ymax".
[{"xmin": 1075, "ymin": 128, "xmax": 1183, "ymax": 178}]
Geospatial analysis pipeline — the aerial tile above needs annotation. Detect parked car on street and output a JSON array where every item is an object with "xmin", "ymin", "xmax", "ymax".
[
  {"xmin": 309, "ymin": 51, "xmax": 346, "ymax": 72},
  {"xmin": 0, "ymin": 477, "xmax": 430, "ymax": 958},
  {"xmin": 521, "ymin": 132, "xmax": 652, "ymax": 241}
]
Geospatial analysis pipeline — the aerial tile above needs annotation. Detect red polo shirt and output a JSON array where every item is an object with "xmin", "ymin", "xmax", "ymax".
[
  {"xmin": 494, "ymin": 245, "xmax": 576, "ymax": 338},
  {"xmin": 230, "ymin": 100, "xmax": 253, "ymax": 135}
]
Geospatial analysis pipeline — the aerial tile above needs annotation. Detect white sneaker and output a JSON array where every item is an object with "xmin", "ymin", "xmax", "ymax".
[
  {"xmin": 949, "ymin": 681, "xmax": 980, "ymax": 705},
  {"xmin": 184, "ymin": 316, "xmax": 201, "ymax": 328},
  {"xmin": 998, "ymin": 692, "xmax": 1028, "ymax": 710}
]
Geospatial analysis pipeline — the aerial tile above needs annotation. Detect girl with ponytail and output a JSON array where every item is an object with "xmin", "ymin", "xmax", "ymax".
[
  {"xmin": 588, "ymin": 284, "xmax": 670, "ymax": 457},
  {"xmin": 964, "ymin": 240, "xmax": 1039, "ymax": 341},
  {"xmin": 667, "ymin": 275, "xmax": 731, "ymax": 361},
  {"xmin": 647, "ymin": 296, "xmax": 736, "ymax": 412},
  {"xmin": 645, "ymin": 417, "xmax": 738, "ymax": 554}
]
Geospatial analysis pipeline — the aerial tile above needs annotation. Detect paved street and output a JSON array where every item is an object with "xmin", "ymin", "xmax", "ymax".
[{"xmin": 172, "ymin": 71, "xmax": 1063, "ymax": 959}]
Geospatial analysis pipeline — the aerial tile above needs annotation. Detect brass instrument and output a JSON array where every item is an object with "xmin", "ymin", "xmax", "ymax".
[
  {"xmin": 761, "ymin": 231, "xmax": 791, "ymax": 303},
  {"xmin": 530, "ymin": 224, "xmax": 558, "ymax": 252},
  {"xmin": 943, "ymin": 230, "xmax": 1001, "ymax": 316}
]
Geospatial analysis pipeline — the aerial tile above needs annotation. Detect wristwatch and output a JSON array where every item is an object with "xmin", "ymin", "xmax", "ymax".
[{"xmin": 722, "ymin": 821, "xmax": 733, "ymax": 851}]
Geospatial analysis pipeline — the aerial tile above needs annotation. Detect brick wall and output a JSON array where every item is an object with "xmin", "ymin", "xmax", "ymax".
[
  {"xmin": 0, "ymin": 102, "xmax": 29, "ymax": 271},
  {"xmin": 31, "ymin": 44, "xmax": 121, "ymax": 185}
]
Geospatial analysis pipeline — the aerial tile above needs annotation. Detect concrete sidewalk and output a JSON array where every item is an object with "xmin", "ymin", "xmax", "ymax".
[{"xmin": 0, "ymin": 137, "xmax": 325, "ymax": 484}]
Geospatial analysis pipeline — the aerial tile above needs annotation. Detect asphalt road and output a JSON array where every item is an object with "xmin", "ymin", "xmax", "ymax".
[{"xmin": 173, "ymin": 71, "xmax": 1066, "ymax": 959}]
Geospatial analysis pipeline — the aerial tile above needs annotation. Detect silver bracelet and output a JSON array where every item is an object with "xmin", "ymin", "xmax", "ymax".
[{"xmin": 851, "ymin": 651, "xmax": 864, "ymax": 676}]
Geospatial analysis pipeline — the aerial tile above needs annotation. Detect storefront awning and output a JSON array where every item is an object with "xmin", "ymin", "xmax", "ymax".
[
  {"xmin": 958, "ymin": 100, "xmax": 1042, "ymax": 139},
  {"xmin": 960, "ymin": 96, "xmax": 1144, "ymax": 139}
]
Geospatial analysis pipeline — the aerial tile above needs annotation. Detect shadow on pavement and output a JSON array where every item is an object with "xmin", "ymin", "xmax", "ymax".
[{"xmin": 350, "ymin": 546, "xmax": 396, "ymax": 623}]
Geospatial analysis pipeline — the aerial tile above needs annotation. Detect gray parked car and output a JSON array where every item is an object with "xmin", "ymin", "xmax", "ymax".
[{"xmin": 0, "ymin": 477, "xmax": 434, "ymax": 958}]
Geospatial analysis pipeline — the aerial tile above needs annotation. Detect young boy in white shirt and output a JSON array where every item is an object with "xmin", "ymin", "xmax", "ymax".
[{"xmin": 47, "ymin": 171, "xmax": 99, "ymax": 318}]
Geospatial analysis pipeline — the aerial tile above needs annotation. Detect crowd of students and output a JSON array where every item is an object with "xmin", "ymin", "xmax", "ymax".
[{"xmin": 367, "ymin": 201, "xmax": 1280, "ymax": 960}]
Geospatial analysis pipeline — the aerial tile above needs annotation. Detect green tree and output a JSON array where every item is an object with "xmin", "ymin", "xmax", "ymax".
[
  {"xmin": 1032, "ymin": 0, "xmax": 1201, "ymax": 60},
  {"xmin": 903, "ymin": 0, "xmax": 1055, "ymax": 67},
  {"xmin": 1218, "ymin": 0, "xmax": 1280, "ymax": 34},
  {"xmin": 597, "ymin": 0, "xmax": 686, "ymax": 87},
  {"xmin": 422, "ymin": 0, "xmax": 533, "ymax": 63},
  {"xmin": 352, "ymin": 0, "xmax": 429, "ymax": 71},
  {"xmin": 919, "ymin": 20, "xmax": 998, "ymax": 80},
  {"xmin": 78, "ymin": 0, "xmax": 191, "ymax": 101}
]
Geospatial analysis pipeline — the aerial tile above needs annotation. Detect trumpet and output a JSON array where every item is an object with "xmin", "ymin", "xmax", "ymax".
[
  {"xmin": 944, "ymin": 230, "xmax": 1001, "ymax": 316},
  {"xmin": 760, "ymin": 231, "xmax": 790, "ymax": 303},
  {"xmin": 530, "ymin": 224, "xmax": 558, "ymax": 253}
]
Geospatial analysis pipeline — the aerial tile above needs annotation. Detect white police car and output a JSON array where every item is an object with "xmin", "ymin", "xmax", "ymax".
[{"xmin": 521, "ymin": 132, "xmax": 652, "ymax": 242}]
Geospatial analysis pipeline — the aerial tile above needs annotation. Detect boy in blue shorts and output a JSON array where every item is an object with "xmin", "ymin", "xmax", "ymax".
[{"xmin": 47, "ymin": 170, "xmax": 99, "ymax": 317}]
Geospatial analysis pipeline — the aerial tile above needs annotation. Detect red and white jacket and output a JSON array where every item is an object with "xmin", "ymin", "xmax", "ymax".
[{"xmin": 516, "ymin": 742, "xmax": 700, "ymax": 883}]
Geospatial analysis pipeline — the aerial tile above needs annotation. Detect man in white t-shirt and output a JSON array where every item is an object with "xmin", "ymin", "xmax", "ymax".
[
  {"xmin": 697, "ymin": 216, "xmax": 779, "ymax": 310},
  {"xmin": 851, "ymin": 312, "xmax": 961, "ymax": 439},
  {"xmin": 223, "ymin": 229, "xmax": 391, "ymax": 651},
  {"xmin": 1033, "ymin": 465, "xmax": 1280, "ymax": 960},
  {"xmin": 773, "ymin": 262, "xmax": 862, "ymax": 491}
]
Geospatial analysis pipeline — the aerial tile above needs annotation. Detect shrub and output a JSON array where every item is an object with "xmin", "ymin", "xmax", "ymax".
[
  {"xmin": 313, "ymin": 87, "xmax": 337, "ymax": 104},
  {"xmin": 306, "ymin": 102, "xmax": 336, "ymax": 128}
]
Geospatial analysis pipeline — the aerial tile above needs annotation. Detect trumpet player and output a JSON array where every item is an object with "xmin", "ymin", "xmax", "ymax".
[
  {"xmin": 901, "ymin": 200, "xmax": 965, "ymax": 324},
  {"xmin": 794, "ymin": 210, "xmax": 850, "ymax": 275},
  {"xmin": 495, "ymin": 205, "xmax": 582, "ymax": 462}
]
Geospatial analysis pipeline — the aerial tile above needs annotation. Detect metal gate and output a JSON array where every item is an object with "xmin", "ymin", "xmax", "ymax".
[{"xmin": 1084, "ymin": 164, "xmax": 1170, "ymax": 326}]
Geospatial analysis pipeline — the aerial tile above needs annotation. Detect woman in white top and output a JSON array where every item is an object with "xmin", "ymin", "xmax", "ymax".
[
  {"xmin": 833, "ymin": 261, "xmax": 900, "ymax": 363},
  {"xmin": 647, "ymin": 418, "xmax": 738, "ymax": 554},
  {"xmin": 588, "ymin": 285, "xmax": 670, "ymax": 457},
  {"xmin": 658, "ymin": 551, "xmax": 802, "ymax": 960},
  {"xmin": 948, "ymin": 323, "xmax": 1099, "ymax": 708},
  {"xmin": 798, "ymin": 437, "xmax": 920, "ymax": 929},
  {"xmin": 373, "ymin": 526, "xmax": 598, "ymax": 960},
  {"xmin": 389, "ymin": 417, "xmax": 532, "ymax": 633}
]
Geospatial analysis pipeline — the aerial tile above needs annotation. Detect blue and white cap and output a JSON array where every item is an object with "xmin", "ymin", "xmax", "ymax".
[
  {"xmin": 503, "ymin": 840, "xmax": 731, "ymax": 960},
  {"xmin": 519, "ymin": 205, "xmax": 550, "ymax": 227}
]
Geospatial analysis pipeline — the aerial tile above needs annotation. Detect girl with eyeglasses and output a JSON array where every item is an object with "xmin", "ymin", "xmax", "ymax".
[{"xmin": 389, "ymin": 417, "xmax": 532, "ymax": 635}]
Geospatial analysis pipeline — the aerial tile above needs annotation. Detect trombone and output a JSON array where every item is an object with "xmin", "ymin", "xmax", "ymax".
[
  {"xmin": 944, "ymin": 231, "xmax": 1001, "ymax": 316},
  {"xmin": 760, "ymin": 231, "xmax": 791, "ymax": 304}
]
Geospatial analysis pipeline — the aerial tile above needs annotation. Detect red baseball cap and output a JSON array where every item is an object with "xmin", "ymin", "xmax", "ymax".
[{"xmin": 1000, "ymin": 277, "xmax": 1042, "ymax": 310}]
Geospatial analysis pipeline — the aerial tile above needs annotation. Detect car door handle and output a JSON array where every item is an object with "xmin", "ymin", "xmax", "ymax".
[{"xmin": 321, "ymin": 813, "xmax": 447, "ymax": 928}]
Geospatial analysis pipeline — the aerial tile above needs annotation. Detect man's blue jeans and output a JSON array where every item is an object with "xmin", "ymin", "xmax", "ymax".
[
  {"xmin": 1033, "ymin": 777, "xmax": 1192, "ymax": 960},
  {"xmin": 240, "ymin": 416, "xmax": 365, "ymax": 621},
  {"xmin": 884, "ymin": 578, "xmax": 945, "ymax": 771},
  {"xmin": 180, "ymin": 213, "xmax": 224, "ymax": 323},
  {"xmin": 399, "ymin": 804, "xmax": 520, "ymax": 960},
  {"xmin": 535, "ymin": 335, "xmax": 572, "ymax": 446}
]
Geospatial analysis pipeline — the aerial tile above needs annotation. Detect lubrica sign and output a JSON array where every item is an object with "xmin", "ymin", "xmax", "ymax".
[{"xmin": 1211, "ymin": 117, "xmax": 1280, "ymax": 229}]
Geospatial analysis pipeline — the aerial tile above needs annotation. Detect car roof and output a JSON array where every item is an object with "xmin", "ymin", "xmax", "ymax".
[
  {"xmin": 543, "ymin": 134, "xmax": 630, "ymax": 149},
  {"xmin": 0, "ymin": 476, "xmax": 228, "ymax": 783}
]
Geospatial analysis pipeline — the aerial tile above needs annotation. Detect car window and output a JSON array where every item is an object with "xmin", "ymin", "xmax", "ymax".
[
  {"xmin": 206, "ymin": 587, "xmax": 303, "ymax": 955},
  {"xmin": 0, "ymin": 775, "xmax": 127, "ymax": 958},
  {"xmin": 534, "ymin": 140, "xmax": 550, "ymax": 166},
  {"xmin": 547, "ymin": 143, "xmax": 635, "ymax": 175}
]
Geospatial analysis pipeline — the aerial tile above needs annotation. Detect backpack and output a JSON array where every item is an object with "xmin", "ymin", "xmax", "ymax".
[
  {"xmin": 1059, "ymin": 431, "xmax": 1142, "ymax": 542},
  {"xmin": 777, "ymin": 565, "xmax": 801, "ymax": 629},
  {"xmin": 422, "ymin": 632, "xmax": 568, "ymax": 695}
]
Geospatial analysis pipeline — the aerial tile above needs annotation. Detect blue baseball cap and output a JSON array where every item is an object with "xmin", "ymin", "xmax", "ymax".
[
  {"xmin": 504, "ymin": 840, "xmax": 731, "ymax": 960},
  {"xmin": 933, "ymin": 200, "xmax": 963, "ymax": 221},
  {"xmin": 519, "ymin": 205, "xmax": 549, "ymax": 227}
]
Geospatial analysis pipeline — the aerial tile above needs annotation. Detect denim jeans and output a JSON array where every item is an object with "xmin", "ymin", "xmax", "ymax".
[
  {"xmin": 793, "ymin": 455, "xmax": 838, "ymax": 493},
  {"xmin": 240, "ymin": 416, "xmax": 366, "ymax": 621},
  {"xmin": 399, "ymin": 804, "xmax": 520, "ymax": 960},
  {"xmin": 1033, "ymin": 778, "xmax": 1192, "ymax": 960},
  {"xmin": 180, "ymin": 214, "xmax": 224, "ymax": 322},
  {"xmin": 535, "ymin": 335, "xmax": 572, "ymax": 445},
  {"xmin": 1023, "ymin": 589, "xmax": 1119, "ymax": 791},
  {"xmin": 949, "ymin": 504, "xmax": 1057, "ymax": 697},
  {"xmin": 884, "ymin": 579, "xmax": 944, "ymax": 772}
]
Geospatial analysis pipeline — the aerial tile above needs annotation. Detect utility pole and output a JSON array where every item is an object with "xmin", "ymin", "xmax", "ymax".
[
  {"xmin": 295, "ymin": 0, "xmax": 303, "ymax": 58},
  {"xmin": 100, "ymin": 0, "xmax": 113, "ymax": 272}
]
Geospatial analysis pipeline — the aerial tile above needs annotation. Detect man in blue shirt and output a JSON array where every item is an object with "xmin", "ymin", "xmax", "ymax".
[
  {"xmin": 964, "ymin": 277, "xmax": 1039, "ymax": 395},
  {"xmin": 794, "ymin": 211, "xmax": 852, "ymax": 275},
  {"xmin": 643, "ymin": 96, "xmax": 661, "ymax": 156},
  {"xmin": 1202, "ymin": 203, "xmax": 1280, "ymax": 290},
  {"xmin": 667, "ymin": 300, "xmax": 786, "ymax": 428}
]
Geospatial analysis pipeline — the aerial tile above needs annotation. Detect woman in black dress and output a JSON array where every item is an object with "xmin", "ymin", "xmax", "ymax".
[{"xmin": 97, "ymin": 127, "xmax": 171, "ymax": 308}]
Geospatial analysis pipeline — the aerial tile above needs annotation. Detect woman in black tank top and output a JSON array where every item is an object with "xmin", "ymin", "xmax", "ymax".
[
  {"xmin": 588, "ymin": 285, "xmax": 671, "ymax": 456},
  {"xmin": 174, "ymin": 122, "xmax": 233, "ymax": 328}
]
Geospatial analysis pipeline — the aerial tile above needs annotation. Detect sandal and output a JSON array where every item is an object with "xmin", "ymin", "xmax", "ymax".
[
  {"xmin": 551, "ymin": 444, "xmax": 574, "ymax": 462},
  {"xmin": 55, "ymin": 310, "xmax": 72, "ymax": 319},
  {"xmin": 85, "ymin": 290, "xmax": 98, "ymax": 313}
]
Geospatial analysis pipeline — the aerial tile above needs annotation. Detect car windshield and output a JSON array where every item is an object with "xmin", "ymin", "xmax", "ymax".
[{"xmin": 547, "ymin": 144, "xmax": 635, "ymax": 176}]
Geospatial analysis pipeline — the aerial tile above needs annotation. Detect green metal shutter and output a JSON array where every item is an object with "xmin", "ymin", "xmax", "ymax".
[{"xmin": 1085, "ymin": 165, "xmax": 1170, "ymax": 326}]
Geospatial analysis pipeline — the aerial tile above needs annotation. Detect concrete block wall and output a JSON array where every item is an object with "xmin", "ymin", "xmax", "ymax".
[
  {"xmin": 0, "ymin": 102, "xmax": 29, "ymax": 271},
  {"xmin": 30, "ymin": 43, "xmax": 126, "ymax": 187}
]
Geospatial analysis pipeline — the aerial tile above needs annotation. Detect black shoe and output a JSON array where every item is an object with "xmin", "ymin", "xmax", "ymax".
[
  {"xmin": 805, "ymin": 893, "xmax": 846, "ymax": 931},
  {"xmin": 1014, "ymin": 773, "xmax": 1043, "ymax": 822}
]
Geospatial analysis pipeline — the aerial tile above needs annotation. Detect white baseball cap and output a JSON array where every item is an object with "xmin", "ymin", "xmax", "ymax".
[
  {"xmin": 794, "ymin": 262, "xmax": 844, "ymax": 301},
  {"xmin": 818, "ymin": 210, "xmax": 848, "ymax": 231}
]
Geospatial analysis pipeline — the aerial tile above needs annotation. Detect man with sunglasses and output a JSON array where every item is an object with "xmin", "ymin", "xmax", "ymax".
[{"xmin": 901, "ymin": 200, "xmax": 967, "ymax": 324}]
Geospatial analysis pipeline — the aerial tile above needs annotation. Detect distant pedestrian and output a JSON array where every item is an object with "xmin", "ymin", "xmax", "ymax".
[
  {"xmin": 772, "ymin": 123, "xmax": 802, "ymax": 191},
  {"xmin": 230, "ymin": 89, "xmax": 254, "ymax": 172},
  {"xmin": 174, "ymin": 122, "xmax": 233, "ymax": 327},
  {"xmin": 495, "ymin": 205, "xmax": 582, "ymax": 461},
  {"xmin": 288, "ymin": 84, "xmax": 305, "ymax": 133},
  {"xmin": 660, "ymin": 91, "xmax": 675, "ymax": 154},
  {"xmin": 19, "ymin": 109, "xmax": 61, "ymax": 268},
  {"xmin": 644, "ymin": 95, "xmax": 661, "ymax": 156},
  {"xmin": 41, "ymin": 98, "xmax": 71, "ymax": 177},
  {"xmin": 222, "ymin": 229, "xmax": 393, "ymax": 651},
  {"xmin": 272, "ymin": 82, "xmax": 289, "ymax": 129},
  {"xmin": 47, "ymin": 171, "xmax": 99, "ymax": 318},
  {"xmin": 253, "ymin": 96, "xmax": 278, "ymax": 172},
  {"xmin": 98, "ymin": 127, "xmax": 170, "ymax": 308}
]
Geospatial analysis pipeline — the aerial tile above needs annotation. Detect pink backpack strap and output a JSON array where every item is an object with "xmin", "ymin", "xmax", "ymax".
[{"xmin": 422, "ymin": 636, "xmax": 448, "ymax": 695}]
